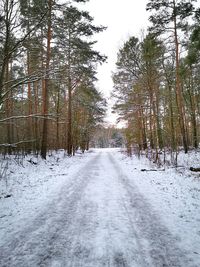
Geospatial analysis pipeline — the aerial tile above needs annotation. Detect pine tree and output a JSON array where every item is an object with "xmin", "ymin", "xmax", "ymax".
[
  {"xmin": 55, "ymin": 5, "xmax": 106, "ymax": 155},
  {"xmin": 40, "ymin": 0, "xmax": 53, "ymax": 159},
  {"xmin": 146, "ymin": 0, "xmax": 196, "ymax": 153}
]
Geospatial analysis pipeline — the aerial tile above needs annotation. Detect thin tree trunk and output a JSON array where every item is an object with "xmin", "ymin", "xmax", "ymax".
[
  {"xmin": 5, "ymin": 61, "xmax": 12, "ymax": 154},
  {"xmin": 188, "ymin": 67, "xmax": 198, "ymax": 148},
  {"xmin": 41, "ymin": 0, "xmax": 52, "ymax": 159},
  {"xmin": 155, "ymin": 85, "xmax": 163, "ymax": 149},
  {"xmin": 33, "ymin": 80, "xmax": 40, "ymax": 152},
  {"xmin": 168, "ymin": 85, "xmax": 176, "ymax": 151},
  {"xmin": 56, "ymin": 86, "xmax": 60, "ymax": 150},
  {"xmin": 138, "ymin": 94, "xmax": 147, "ymax": 150},
  {"xmin": 67, "ymin": 76, "xmax": 72, "ymax": 155},
  {"xmin": 173, "ymin": 0, "xmax": 188, "ymax": 153},
  {"xmin": 27, "ymin": 50, "xmax": 33, "ymax": 151},
  {"xmin": 66, "ymin": 26, "xmax": 73, "ymax": 156},
  {"xmin": 149, "ymin": 105, "xmax": 154, "ymax": 149}
]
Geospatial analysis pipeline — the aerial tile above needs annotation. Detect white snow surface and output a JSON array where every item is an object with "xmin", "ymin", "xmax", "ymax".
[
  {"xmin": 0, "ymin": 148, "xmax": 200, "ymax": 266},
  {"xmin": 114, "ymin": 149, "xmax": 200, "ymax": 264}
]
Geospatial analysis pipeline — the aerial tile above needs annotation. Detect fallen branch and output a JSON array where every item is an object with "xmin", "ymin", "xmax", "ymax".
[
  {"xmin": 170, "ymin": 166, "xmax": 185, "ymax": 168},
  {"xmin": 0, "ymin": 194, "xmax": 12, "ymax": 200},
  {"xmin": 27, "ymin": 158, "xmax": 37, "ymax": 165},
  {"xmin": 190, "ymin": 167, "xmax": 200, "ymax": 172},
  {"xmin": 4, "ymin": 194, "xmax": 12, "ymax": 198},
  {"xmin": 141, "ymin": 169, "xmax": 165, "ymax": 172},
  {"xmin": 0, "ymin": 139, "xmax": 36, "ymax": 148}
]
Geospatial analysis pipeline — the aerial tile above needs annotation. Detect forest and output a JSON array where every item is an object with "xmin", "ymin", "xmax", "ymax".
[
  {"xmin": 0, "ymin": 0, "xmax": 106, "ymax": 159},
  {"xmin": 1, "ymin": 1, "xmax": 200, "ymax": 265},
  {"xmin": 0, "ymin": 0, "xmax": 200, "ymax": 161},
  {"xmin": 113, "ymin": 0, "xmax": 200, "ymax": 162}
]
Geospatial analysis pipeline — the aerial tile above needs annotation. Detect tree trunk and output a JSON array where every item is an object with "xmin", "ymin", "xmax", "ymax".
[
  {"xmin": 56, "ymin": 86, "xmax": 60, "ymax": 150},
  {"xmin": 188, "ymin": 67, "xmax": 198, "ymax": 149},
  {"xmin": 33, "ymin": 80, "xmax": 40, "ymax": 152},
  {"xmin": 67, "ymin": 76, "xmax": 72, "ymax": 156},
  {"xmin": 0, "ymin": 0, "xmax": 10, "ymax": 103},
  {"xmin": 27, "ymin": 50, "xmax": 33, "ymax": 151},
  {"xmin": 173, "ymin": 0, "xmax": 188, "ymax": 153},
  {"xmin": 5, "ymin": 61, "xmax": 12, "ymax": 154},
  {"xmin": 41, "ymin": 0, "xmax": 52, "ymax": 159},
  {"xmin": 149, "ymin": 105, "xmax": 154, "ymax": 149},
  {"xmin": 168, "ymin": 85, "xmax": 176, "ymax": 151},
  {"xmin": 155, "ymin": 85, "xmax": 163, "ymax": 149}
]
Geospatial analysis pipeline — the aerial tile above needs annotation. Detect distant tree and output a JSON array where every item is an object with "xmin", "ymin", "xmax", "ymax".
[
  {"xmin": 73, "ymin": 80, "xmax": 106, "ymax": 152},
  {"xmin": 91, "ymin": 126, "xmax": 124, "ymax": 148}
]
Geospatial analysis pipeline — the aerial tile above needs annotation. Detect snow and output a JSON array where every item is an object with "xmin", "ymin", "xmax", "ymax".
[
  {"xmin": 0, "ymin": 148, "xmax": 200, "ymax": 266},
  {"xmin": 0, "ymin": 150, "xmax": 93, "ymax": 240},
  {"xmin": 114, "ymin": 148, "xmax": 200, "ymax": 264}
]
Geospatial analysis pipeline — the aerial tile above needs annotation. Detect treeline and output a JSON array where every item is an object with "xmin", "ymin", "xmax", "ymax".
[
  {"xmin": 90, "ymin": 126, "xmax": 124, "ymax": 148},
  {"xmin": 113, "ymin": 0, "xmax": 200, "ymax": 160},
  {"xmin": 0, "ymin": 0, "xmax": 106, "ymax": 158}
]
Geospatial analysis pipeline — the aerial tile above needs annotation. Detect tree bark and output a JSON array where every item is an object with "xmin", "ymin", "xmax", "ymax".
[
  {"xmin": 41, "ymin": 0, "xmax": 52, "ymax": 159},
  {"xmin": 5, "ymin": 61, "xmax": 12, "ymax": 154},
  {"xmin": 27, "ymin": 49, "xmax": 33, "ymax": 151},
  {"xmin": 67, "ymin": 76, "xmax": 73, "ymax": 156},
  {"xmin": 188, "ymin": 67, "xmax": 198, "ymax": 149},
  {"xmin": 56, "ymin": 86, "xmax": 60, "ymax": 150},
  {"xmin": 173, "ymin": 0, "xmax": 188, "ymax": 153}
]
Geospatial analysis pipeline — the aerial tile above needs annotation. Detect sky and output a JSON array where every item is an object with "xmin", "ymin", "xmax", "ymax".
[{"xmin": 83, "ymin": 0, "xmax": 149, "ymax": 126}]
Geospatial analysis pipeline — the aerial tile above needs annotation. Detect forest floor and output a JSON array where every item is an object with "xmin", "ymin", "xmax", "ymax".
[{"xmin": 0, "ymin": 148, "xmax": 200, "ymax": 267}]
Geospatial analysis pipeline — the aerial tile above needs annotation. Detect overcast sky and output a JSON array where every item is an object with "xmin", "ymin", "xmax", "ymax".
[{"xmin": 82, "ymin": 0, "xmax": 149, "ymax": 125}]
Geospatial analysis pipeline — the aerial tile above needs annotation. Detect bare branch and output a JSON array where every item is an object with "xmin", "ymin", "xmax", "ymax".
[
  {"xmin": 0, "ymin": 114, "xmax": 57, "ymax": 123},
  {"xmin": 0, "ymin": 139, "xmax": 36, "ymax": 148}
]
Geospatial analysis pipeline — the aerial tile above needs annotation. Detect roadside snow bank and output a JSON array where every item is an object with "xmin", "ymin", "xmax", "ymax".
[{"xmin": 114, "ymin": 149, "xmax": 200, "ymax": 264}]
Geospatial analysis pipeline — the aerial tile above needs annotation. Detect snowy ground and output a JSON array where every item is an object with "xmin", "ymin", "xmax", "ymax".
[
  {"xmin": 0, "ymin": 148, "xmax": 200, "ymax": 266},
  {"xmin": 114, "ymin": 149, "xmax": 200, "ymax": 265}
]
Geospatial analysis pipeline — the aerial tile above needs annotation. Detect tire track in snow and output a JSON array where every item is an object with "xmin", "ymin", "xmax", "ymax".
[
  {"xmin": 0, "ymin": 150, "xmax": 197, "ymax": 267},
  {"xmin": 108, "ymin": 152, "xmax": 197, "ymax": 267},
  {"xmin": 0, "ymin": 153, "xmax": 101, "ymax": 267}
]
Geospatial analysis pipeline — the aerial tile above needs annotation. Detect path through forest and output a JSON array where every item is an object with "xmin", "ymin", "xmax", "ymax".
[{"xmin": 0, "ymin": 150, "xmax": 197, "ymax": 267}]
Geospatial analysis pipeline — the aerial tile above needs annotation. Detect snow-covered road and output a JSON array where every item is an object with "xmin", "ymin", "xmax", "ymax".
[{"xmin": 0, "ymin": 150, "xmax": 198, "ymax": 266}]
